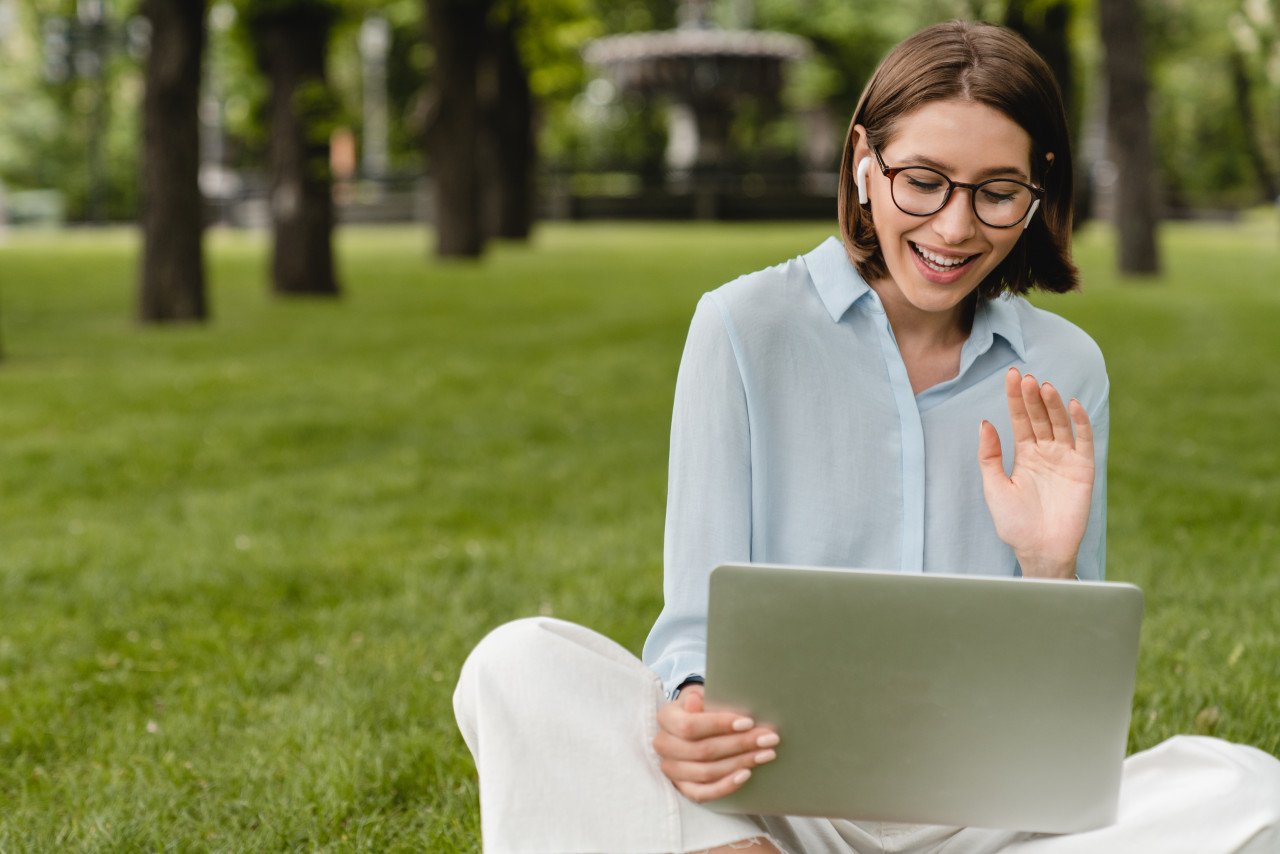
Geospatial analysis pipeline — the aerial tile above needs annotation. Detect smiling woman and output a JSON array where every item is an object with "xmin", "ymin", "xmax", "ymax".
[{"xmin": 452, "ymin": 20, "xmax": 1280, "ymax": 854}]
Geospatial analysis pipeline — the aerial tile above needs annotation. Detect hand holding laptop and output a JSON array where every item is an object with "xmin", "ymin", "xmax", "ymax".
[{"xmin": 653, "ymin": 684, "xmax": 780, "ymax": 803}]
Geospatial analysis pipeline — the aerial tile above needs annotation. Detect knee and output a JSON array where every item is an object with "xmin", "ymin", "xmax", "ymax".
[
  {"xmin": 1170, "ymin": 735, "xmax": 1280, "ymax": 824},
  {"xmin": 454, "ymin": 618, "xmax": 551, "ymax": 739},
  {"xmin": 456, "ymin": 617, "xmax": 550, "ymax": 697},
  {"xmin": 454, "ymin": 616, "xmax": 653, "ymax": 726},
  {"xmin": 461, "ymin": 617, "xmax": 561, "ymax": 679}
]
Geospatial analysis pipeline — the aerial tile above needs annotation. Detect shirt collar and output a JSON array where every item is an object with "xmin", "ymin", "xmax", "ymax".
[
  {"xmin": 804, "ymin": 236, "xmax": 871, "ymax": 323},
  {"xmin": 978, "ymin": 294, "xmax": 1027, "ymax": 361},
  {"xmin": 804, "ymin": 235, "xmax": 1027, "ymax": 360}
]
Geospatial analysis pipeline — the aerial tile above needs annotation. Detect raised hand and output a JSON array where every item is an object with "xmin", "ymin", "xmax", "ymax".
[{"xmin": 977, "ymin": 367, "xmax": 1095, "ymax": 579}]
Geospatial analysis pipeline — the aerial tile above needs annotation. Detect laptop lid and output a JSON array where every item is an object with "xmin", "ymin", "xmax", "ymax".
[{"xmin": 703, "ymin": 564, "xmax": 1144, "ymax": 833}]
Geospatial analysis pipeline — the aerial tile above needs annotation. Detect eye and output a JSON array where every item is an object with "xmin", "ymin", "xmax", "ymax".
[
  {"xmin": 978, "ymin": 181, "xmax": 1027, "ymax": 205},
  {"xmin": 903, "ymin": 172, "xmax": 945, "ymax": 193}
]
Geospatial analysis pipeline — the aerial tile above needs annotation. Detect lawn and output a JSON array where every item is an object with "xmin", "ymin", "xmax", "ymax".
[{"xmin": 0, "ymin": 218, "xmax": 1276, "ymax": 850}]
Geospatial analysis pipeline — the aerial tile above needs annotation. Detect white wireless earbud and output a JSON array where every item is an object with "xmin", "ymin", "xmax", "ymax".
[
  {"xmin": 856, "ymin": 157, "xmax": 873, "ymax": 205},
  {"xmin": 1021, "ymin": 199, "xmax": 1040, "ymax": 230}
]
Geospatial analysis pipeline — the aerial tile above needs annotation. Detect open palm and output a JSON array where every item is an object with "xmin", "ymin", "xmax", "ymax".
[{"xmin": 977, "ymin": 367, "xmax": 1095, "ymax": 579}]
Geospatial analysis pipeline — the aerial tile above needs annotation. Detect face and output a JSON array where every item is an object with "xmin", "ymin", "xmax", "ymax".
[{"xmin": 855, "ymin": 99, "xmax": 1035, "ymax": 325}]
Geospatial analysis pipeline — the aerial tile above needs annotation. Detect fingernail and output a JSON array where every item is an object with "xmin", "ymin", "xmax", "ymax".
[
  {"xmin": 732, "ymin": 769, "xmax": 752, "ymax": 785},
  {"xmin": 756, "ymin": 733, "xmax": 780, "ymax": 748},
  {"xmin": 755, "ymin": 750, "xmax": 777, "ymax": 764},
  {"xmin": 732, "ymin": 718, "xmax": 754, "ymax": 732}
]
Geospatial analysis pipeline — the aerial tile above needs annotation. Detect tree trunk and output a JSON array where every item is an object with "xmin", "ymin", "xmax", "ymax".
[
  {"xmin": 425, "ymin": 0, "xmax": 491, "ymax": 258},
  {"xmin": 481, "ymin": 10, "xmax": 535, "ymax": 241},
  {"xmin": 251, "ymin": 5, "xmax": 340, "ymax": 296},
  {"xmin": 1099, "ymin": 0, "xmax": 1160, "ymax": 275},
  {"xmin": 138, "ymin": 0, "xmax": 207, "ymax": 323}
]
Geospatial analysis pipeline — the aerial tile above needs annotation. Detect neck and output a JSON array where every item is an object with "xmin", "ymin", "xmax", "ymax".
[
  {"xmin": 870, "ymin": 283, "xmax": 977, "ymax": 351},
  {"xmin": 869, "ymin": 282, "xmax": 978, "ymax": 394}
]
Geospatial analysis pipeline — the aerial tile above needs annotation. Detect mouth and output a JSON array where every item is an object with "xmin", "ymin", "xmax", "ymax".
[{"xmin": 909, "ymin": 242, "xmax": 980, "ymax": 282}]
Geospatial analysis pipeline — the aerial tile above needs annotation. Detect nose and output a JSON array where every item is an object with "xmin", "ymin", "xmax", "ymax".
[{"xmin": 931, "ymin": 188, "xmax": 978, "ymax": 245}]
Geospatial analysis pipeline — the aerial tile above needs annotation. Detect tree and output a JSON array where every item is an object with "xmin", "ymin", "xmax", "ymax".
[
  {"xmin": 481, "ymin": 3, "xmax": 535, "ymax": 240},
  {"xmin": 244, "ymin": 0, "xmax": 341, "ymax": 295},
  {"xmin": 138, "ymin": 0, "xmax": 208, "ymax": 322},
  {"xmin": 1099, "ymin": 0, "xmax": 1160, "ymax": 274},
  {"xmin": 423, "ymin": 0, "xmax": 492, "ymax": 258}
]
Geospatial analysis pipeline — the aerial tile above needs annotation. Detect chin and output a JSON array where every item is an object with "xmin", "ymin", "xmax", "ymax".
[{"xmin": 890, "ymin": 252, "xmax": 992, "ymax": 314}]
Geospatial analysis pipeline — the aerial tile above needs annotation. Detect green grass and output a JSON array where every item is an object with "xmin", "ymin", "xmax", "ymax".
[{"xmin": 0, "ymin": 217, "xmax": 1277, "ymax": 850}]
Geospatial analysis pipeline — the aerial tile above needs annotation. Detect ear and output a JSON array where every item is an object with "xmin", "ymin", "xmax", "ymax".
[{"xmin": 851, "ymin": 124, "xmax": 872, "ymax": 164}]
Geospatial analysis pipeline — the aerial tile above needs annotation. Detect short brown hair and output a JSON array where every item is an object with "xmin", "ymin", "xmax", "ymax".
[{"xmin": 837, "ymin": 21, "xmax": 1078, "ymax": 297}]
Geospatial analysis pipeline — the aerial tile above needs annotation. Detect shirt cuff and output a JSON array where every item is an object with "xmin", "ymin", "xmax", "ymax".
[{"xmin": 670, "ymin": 674, "xmax": 704, "ymax": 702}]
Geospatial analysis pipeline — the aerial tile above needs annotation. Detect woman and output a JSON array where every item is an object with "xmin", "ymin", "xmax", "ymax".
[{"xmin": 455, "ymin": 21, "xmax": 1280, "ymax": 854}]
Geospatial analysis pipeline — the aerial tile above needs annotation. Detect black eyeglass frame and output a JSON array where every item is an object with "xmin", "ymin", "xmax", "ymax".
[{"xmin": 871, "ymin": 146, "xmax": 1045, "ymax": 229}]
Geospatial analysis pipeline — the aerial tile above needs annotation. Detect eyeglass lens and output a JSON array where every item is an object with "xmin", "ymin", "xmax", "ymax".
[{"xmin": 892, "ymin": 168, "xmax": 1034, "ymax": 227}]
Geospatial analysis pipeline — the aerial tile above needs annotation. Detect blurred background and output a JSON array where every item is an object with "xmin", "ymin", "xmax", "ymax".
[{"xmin": 0, "ymin": 0, "xmax": 1276, "ymax": 292}]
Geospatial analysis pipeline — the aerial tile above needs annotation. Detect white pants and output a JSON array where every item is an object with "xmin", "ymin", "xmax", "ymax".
[{"xmin": 454, "ymin": 617, "xmax": 1280, "ymax": 854}]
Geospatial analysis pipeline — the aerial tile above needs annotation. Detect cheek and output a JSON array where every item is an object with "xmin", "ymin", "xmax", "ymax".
[{"xmin": 991, "ymin": 231, "xmax": 1024, "ymax": 262}]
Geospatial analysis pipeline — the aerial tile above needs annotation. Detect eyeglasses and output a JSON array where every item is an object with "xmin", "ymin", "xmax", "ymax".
[{"xmin": 872, "ymin": 147, "xmax": 1044, "ymax": 229}]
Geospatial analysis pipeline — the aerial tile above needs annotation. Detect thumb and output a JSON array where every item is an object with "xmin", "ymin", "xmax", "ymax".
[
  {"xmin": 681, "ymin": 685, "xmax": 705, "ymax": 713},
  {"xmin": 977, "ymin": 420, "xmax": 1007, "ymax": 484}
]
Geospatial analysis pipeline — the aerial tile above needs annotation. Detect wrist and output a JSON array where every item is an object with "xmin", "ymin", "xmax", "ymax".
[
  {"xmin": 671, "ymin": 675, "xmax": 704, "ymax": 701},
  {"xmin": 1017, "ymin": 553, "xmax": 1078, "ymax": 579}
]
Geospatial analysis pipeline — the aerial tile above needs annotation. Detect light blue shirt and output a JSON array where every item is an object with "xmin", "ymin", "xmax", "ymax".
[{"xmin": 643, "ymin": 237, "xmax": 1110, "ymax": 698}]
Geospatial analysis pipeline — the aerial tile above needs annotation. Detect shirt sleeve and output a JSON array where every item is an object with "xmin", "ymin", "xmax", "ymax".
[
  {"xmin": 1075, "ymin": 380, "xmax": 1109, "ymax": 581},
  {"xmin": 642, "ymin": 293, "xmax": 753, "ymax": 698}
]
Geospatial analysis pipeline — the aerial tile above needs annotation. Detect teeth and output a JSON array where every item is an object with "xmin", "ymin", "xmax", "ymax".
[{"xmin": 913, "ymin": 244, "xmax": 970, "ymax": 269}]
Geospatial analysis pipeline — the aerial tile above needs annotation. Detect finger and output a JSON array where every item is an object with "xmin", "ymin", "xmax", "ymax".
[
  {"xmin": 1041, "ymin": 382, "xmax": 1074, "ymax": 447},
  {"xmin": 976, "ymin": 419, "xmax": 1007, "ymax": 484},
  {"xmin": 676, "ymin": 767, "xmax": 757, "ymax": 804},
  {"xmin": 657, "ymin": 699, "xmax": 754, "ymax": 743},
  {"xmin": 1069, "ymin": 398, "xmax": 1094, "ymax": 460},
  {"xmin": 1020, "ymin": 373, "xmax": 1054, "ymax": 442},
  {"xmin": 1005, "ymin": 367, "xmax": 1034, "ymax": 443},
  {"xmin": 654, "ymin": 726, "xmax": 780, "ymax": 763},
  {"xmin": 662, "ymin": 743, "xmax": 778, "ymax": 788},
  {"xmin": 681, "ymin": 686, "xmax": 705, "ymax": 713}
]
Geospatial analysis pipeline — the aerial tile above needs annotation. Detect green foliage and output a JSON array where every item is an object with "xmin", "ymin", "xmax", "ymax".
[
  {"xmin": 209, "ymin": 3, "xmax": 271, "ymax": 166},
  {"xmin": 754, "ymin": 0, "xmax": 903, "ymax": 117},
  {"xmin": 1145, "ymin": 0, "xmax": 1280, "ymax": 206},
  {"xmin": 0, "ymin": 0, "xmax": 144, "ymax": 221},
  {"xmin": 0, "ymin": 219, "xmax": 1277, "ymax": 847},
  {"xmin": 517, "ymin": 0, "xmax": 603, "ymax": 104},
  {"xmin": 0, "ymin": 3, "xmax": 61, "ymax": 191},
  {"xmin": 2, "ymin": 0, "xmax": 1278, "ymax": 219}
]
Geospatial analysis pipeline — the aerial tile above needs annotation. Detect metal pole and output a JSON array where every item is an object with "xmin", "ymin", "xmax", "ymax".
[{"xmin": 359, "ymin": 15, "xmax": 391, "ymax": 186}]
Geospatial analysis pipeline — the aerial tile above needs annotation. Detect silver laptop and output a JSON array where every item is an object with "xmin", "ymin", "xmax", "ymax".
[{"xmin": 703, "ymin": 564, "xmax": 1144, "ymax": 833}]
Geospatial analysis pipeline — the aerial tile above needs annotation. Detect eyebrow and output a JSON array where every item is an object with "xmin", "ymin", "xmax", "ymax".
[{"xmin": 898, "ymin": 153, "xmax": 1029, "ymax": 181}]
